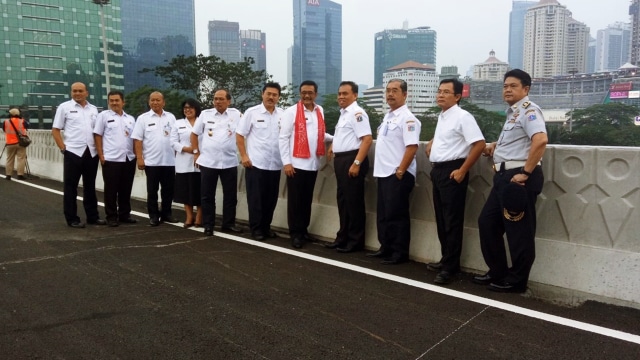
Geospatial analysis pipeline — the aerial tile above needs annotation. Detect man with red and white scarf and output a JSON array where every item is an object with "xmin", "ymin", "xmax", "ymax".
[{"xmin": 279, "ymin": 80, "xmax": 333, "ymax": 249}]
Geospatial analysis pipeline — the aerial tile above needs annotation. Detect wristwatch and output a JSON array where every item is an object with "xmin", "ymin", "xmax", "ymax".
[
  {"xmin": 60, "ymin": 148, "xmax": 65, "ymax": 154},
  {"xmin": 353, "ymin": 159, "xmax": 361, "ymax": 166},
  {"xmin": 192, "ymin": 149, "xmax": 199, "ymax": 154}
]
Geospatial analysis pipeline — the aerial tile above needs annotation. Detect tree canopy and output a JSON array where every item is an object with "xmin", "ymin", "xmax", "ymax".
[
  {"xmin": 123, "ymin": 85, "xmax": 185, "ymax": 118},
  {"xmin": 142, "ymin": 54, "xmax": 292, "ymax": 111},
  {"xmin": 565, "ymin": 103, "xmax": 640, "ymax": 146}
]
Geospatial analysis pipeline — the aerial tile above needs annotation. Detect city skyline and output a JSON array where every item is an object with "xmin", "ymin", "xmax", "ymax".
[{"xmin": 194, "ymin": 0, "xmax": 632, "ymax": 89}]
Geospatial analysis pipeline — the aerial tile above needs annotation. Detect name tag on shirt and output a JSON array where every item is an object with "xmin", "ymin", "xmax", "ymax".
[{"xmin": 107, "ymin": 119, "xmax": 115, "ymax": 123}]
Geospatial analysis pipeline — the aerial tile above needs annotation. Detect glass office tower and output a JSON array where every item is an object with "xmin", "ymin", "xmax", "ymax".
[
  {"xmin": 292, "ymin": 0, "xmax": 342, "ymax": 101},
  {"xmin": 0, "ymin": 0, "xmax": 123, "ymax": 114},
  {"xmin": 121, "ymin": 0, "xmax": 195, "ymax": 93}
]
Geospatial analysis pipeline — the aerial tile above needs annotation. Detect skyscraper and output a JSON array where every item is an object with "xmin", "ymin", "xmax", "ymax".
[
  {"xmin": 523, "ymin": 0, "xmax": 589, "ymax": 77},
  {"xmin": 596, "ymin": 23, "xmax": 632, "ymax": 72},
  {"xmin": 292, "ymin": 0, "xmax": 342, "ymax": 100},
  {"xmin": 508, "ymin": 1, "xmax": 537, "ymax": 70},
  {"xmin": 208, "ymin": 21, "xmax": 241, "ymax": 63},
  {"xmin": 0, "ymin": 0, "xmax": 123, "ymax": 113},
  {"xmin": 240, "ymin": 30, "xmax": 267, "ymax": 72},
  {"xmin": 374, "ymin": 25, "xmax": 437, "ymax": 86},
  {"xmin": 630, "ymin": 0, "xmax": 640, "ymax": 66},
  {"xmin": 121, "ymin": 0, "xmax": 195, "ymax": 93}
]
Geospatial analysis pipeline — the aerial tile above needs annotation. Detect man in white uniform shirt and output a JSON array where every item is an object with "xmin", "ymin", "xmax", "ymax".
[
  {"xmin": 94, "ymin": 90, "xmax": 138, "ymax": 227},
  {"xmin": 191, "ymin": 89, "xmax": 243, "ymax": 237},
  {"xmin": 52, "ymin": 82, "xmax": 106, "ymax": 228},
  {"xmin": 368, "ymin": 79, "xmax": 421, "ymax": 265},
  {"xmin": 425, "ymin": 79, "xmax": 485, "ymax": 284},
  {"xmin": 280, "ymin": 80, "xmax": 334, "ymax": 249},
  {"xmin": 236, "ymin": 82, "xmax": 284, "ymax": 241},
  {"xmin": 326, "ymin": 81, "xmax": 372, "ymax": 253},
  {"xmin": 132, "ymin": 91, "xmax": 178, "ymax": 227}
]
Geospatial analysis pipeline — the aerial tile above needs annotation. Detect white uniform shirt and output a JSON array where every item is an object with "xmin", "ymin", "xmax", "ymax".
[
  {"xmin": 93, "ymin": 109, "xmax": 136, "ymax": 162},
  {"xmin": 494, "ymin": 96, "xmax": 547, "ymax": 164},
  {"xmin": 193, "ymin": 108, "xmax": 242, "ymax": 169},
  {"xmin": 236, "ymin": 103, "xmax": 283, "ymax": 171},
  {"xmin": 171, "ymin": 118, "xmax": 200, "ymax": 173},
  {"xmin": 279, "ymin": 103, "xmax": 328, "ymax": 171},
  {"xmin": 131, "ymin": 109, "xmax": 176, "ymax": 167},
  {"xmin": 52, "ymin": 99, "xmax": 99, "ymax": 157},
  {"xmin": 429, "ymin": 104, "xmax": 484, "ymax": 162},
  {"xmin": 373, "ymin": 104, "xmax": 421, "ymax": 177},
  {"xmin": 333, "ymin": 102, "xmax": 372, "ymax": 153}
]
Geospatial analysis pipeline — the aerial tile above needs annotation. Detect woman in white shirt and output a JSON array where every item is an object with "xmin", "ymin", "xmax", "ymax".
[{"xmin": 171, "ymin": 98, "xmax": 203, "ymax": 227}]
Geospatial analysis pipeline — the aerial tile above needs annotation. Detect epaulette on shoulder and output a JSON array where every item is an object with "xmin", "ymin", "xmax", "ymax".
[{"xmin": 522, "ymin": 101, "xmax": 531, "ymax": 109}]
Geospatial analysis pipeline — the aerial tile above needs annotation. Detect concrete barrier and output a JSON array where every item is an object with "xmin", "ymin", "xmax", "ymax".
[{"xmin": 3, "ymin": 130, "xmax": 640, "ymax": 308}]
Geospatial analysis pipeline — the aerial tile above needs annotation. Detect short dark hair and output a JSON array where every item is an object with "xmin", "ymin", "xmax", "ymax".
[
  {"xmin": 339, "ymin": 81, "xmax": 358, "ymax": 94},
  {"xmin": 181, "ymin": 98, "xmax": 202, "ymax": 117},
  {"xmin": 439, "ymin": 78, "xmax": 464, "ymax": 104},
  {"xmin": 504, "ymin": 69, "xmax": 532, "ymax": 88},
  {"xmin": 387, "ymin": 79, "xmax": 408, "ymax": 93},
  {"xmin": 107, "ymin": 90, "xmax": 124, "ymax": 101},
  {"xmin": 299, "ymin": 80, "xmax": 318, "ymax": 93},
  {"xmin": 263, "ymin": 82, "xmax": 282, "ymax": 95},
  {"xmin": 214, "ymin": 88, "xmax": 231, "ymax": 100}
]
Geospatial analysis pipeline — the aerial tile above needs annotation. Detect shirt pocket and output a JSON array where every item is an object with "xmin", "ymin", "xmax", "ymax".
[{"xmin": 254, "ymin": 120, "xmax": 268, "ymax": 129}]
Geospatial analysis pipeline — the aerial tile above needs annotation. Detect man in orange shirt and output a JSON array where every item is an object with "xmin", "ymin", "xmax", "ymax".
[{"xmin": 3, "ymin": 108, "xmax": 28, "ymax": 181}]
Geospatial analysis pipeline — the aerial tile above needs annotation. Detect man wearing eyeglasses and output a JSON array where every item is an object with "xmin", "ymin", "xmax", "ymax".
[
  {"xmin": 279, "ymin": 80, "xmax": 333, "ymax": 249},
  {"xmin": 425, "ymin": 79, "xmax": 485, "ymax": 285}
]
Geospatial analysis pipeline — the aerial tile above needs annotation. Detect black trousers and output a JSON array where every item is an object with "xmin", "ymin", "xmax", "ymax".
[
  {"xmin": 430, "ymin": 159, "xmax": 468, "ymax": 273},
  {"xmin": 201, "ymin": 165, "xmax": 238, "ymax": 230},
  {"xmin": 102, "ymin": 158, "xmax": 136, "ymax": 222},
  {"xmin": 144, "ymin": 165, "xmax": 175, "ymax": 221},
  {"xmin": 334, "ymin": 150, "xmax": 369, "ymax": 248},
  {"xmin": 286, "ymin": 168, "xmax": 318, "ymax": 239},
  {"xmin": 63, "ymin": 147, "xmax": 99, "ymax": 224},
  {"xmin": 245, "ymin": 167, "xmax": 280, "ymax": 235},
  {"xmin": 376, "ymin": 173, "xmax": 415, "ymax": 259},
  {"xmin": 478, "ymin": 166, "xmax": 544, "ymax": 285}
]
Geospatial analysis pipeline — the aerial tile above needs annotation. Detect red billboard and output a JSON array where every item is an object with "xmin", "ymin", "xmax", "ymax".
[
  {"xmin": 609, "ymin": 82, "xmax": 633, "ymax": 91},
  {"xmin": 462, "ymin": 84, "xmax": 470, "ymax": 98}
]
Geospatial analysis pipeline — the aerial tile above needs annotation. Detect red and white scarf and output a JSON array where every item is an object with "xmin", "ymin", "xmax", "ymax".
[{"xmin": 293, "ymin": 101, "xmax": 325, "ymax": 158}]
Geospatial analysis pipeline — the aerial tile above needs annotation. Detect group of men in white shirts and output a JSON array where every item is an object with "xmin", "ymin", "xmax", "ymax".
[{"xmin": 51, "ymin": 69, "xmax": 547, "ymax": 293}]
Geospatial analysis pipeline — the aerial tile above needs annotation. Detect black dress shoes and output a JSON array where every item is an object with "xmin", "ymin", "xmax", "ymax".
[
  {"xmin": 88, "ymin": 219, "xmax": 107, "ymax": 225},
  {"xmin": 324, "ymin": 241, "xmax": 342, "ymax": 249},
  {"xmin": 336, "ymin": 245, "xmax": 363, "ymax": 253},
  {"xmin": 381, "ymin": 255, "xmax": 407, "ymax": 265},
  {"xmin": 488, "ymin": 280, "xmax": 527, "ymax": 293},
  {"xmin": 426, "ymin": 261, "xmax": 443, "ymax": 272},
  {"xmin": 292, "ymin": 236, "xmax": 305, "ymax": 249},
  {"xmin": 119, "ymin": 217, "xmax": 138, "ymax": 224},
  {"xmin": 366, "ymin": 248, "xmax": 389, "ymax": 258},
  {"xmin": 434, "ymin": 271, "xmax": 455, "ymax": 285},
  {"xmin": 107, "ymin": 221, "xmax": 119, "ymax": 227},
  {"xmin": 472, "ymin": 273, "xmax": 494, "ymax": 285},
  {"xmin": 149, "ymin": 218, "xmax": 160, "ymax": 227},
  {"xmin": 68, "ymin": 221, "xmax": 85, "ymax": 229},
  {"xmin": 221, "ymin": 226, "xmax": 242, "ymax": 233},
  {"xmin": 161, "ymin": 216, "xmax": 179, "ymax": 223},
  {"xmin": 252, "ymin": 232, "xmax": 266, "ymax": 241},
  {"xmin": 265, "ymin": 230, "xmax": 278, "ymax": 238},
  {"xmin": 204, "ymin": 228, "xmax": 214, "ymax": 236}
]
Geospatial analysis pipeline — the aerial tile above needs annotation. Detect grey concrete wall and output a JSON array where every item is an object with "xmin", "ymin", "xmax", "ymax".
[{"xmin": 4, "ymin": 130, "xmax": 640, "ymax": 307}]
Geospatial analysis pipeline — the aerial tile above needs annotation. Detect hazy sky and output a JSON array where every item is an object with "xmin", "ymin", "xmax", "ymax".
[{"xmin": 194, "ymin": 0, "xmax": 632, "ymax": 88}]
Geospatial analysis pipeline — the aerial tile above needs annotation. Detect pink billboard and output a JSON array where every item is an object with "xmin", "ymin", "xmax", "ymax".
[{"xmin": 610, "ymin": 91, "xmax": 629, "ymax": 99}]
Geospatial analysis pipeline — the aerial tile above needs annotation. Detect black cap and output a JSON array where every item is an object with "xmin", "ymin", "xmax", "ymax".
[{"xmin": 502, "ymin": 182, "xmax": 527, "ymax": 221}]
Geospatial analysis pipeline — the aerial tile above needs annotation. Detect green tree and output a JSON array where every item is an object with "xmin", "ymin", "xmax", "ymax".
[
  {"xmin": 143, "ymin": 54, "xmax": 292, "ymax": 111},
  {"xmin": 568, "ymin": 103, "xmax": 640, "ymax": 146},
  {"xmin": 459, "ymin": 100, "xmax": 504, "ymax": 142},
  {"xmin": 124, "ymin": 85, "xmax": 185, "ymax": 118}
]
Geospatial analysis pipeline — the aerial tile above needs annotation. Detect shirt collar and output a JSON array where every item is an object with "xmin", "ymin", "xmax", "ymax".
[
  {"xmin": 388, "ymin": 104, "xmax": 408, "ymax": 118},
  {"xmin": 508, "ymin": 96, "xmax": 530, "ymax": 113},
  {"xmin": 440, "ymin": 104, "xmax": 460, "ymax": 118}
]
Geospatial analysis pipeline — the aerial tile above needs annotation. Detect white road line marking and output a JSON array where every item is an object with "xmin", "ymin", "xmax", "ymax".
[{"xmin": 15, "ymin": 179, "xmax": 640, "ymax": 345}]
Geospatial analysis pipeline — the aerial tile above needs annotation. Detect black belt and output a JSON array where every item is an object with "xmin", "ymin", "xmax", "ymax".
[
  {"xmin": 431, "ymin": 158, "xmax": 465, "ymax": 168},
  {"xmin": 334, "ymin": 149, "xmax": 359, "ymax": 158}
]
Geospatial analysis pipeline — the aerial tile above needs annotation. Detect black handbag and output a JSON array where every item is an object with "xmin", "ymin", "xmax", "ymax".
[{"xmin": 8, "ymin": 118, "xmax": 32, "ymax": 147}]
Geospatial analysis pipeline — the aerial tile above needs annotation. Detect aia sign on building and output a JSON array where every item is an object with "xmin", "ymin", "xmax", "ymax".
[{"xmin": 308, "ymin": 0, "xmax": 320, "ymax": 5}]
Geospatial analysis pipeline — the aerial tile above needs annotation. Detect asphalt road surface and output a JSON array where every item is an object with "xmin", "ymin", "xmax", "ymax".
[{"xmin": 1, "ymin": 174, "xmax": 639, "ymax": 359}]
